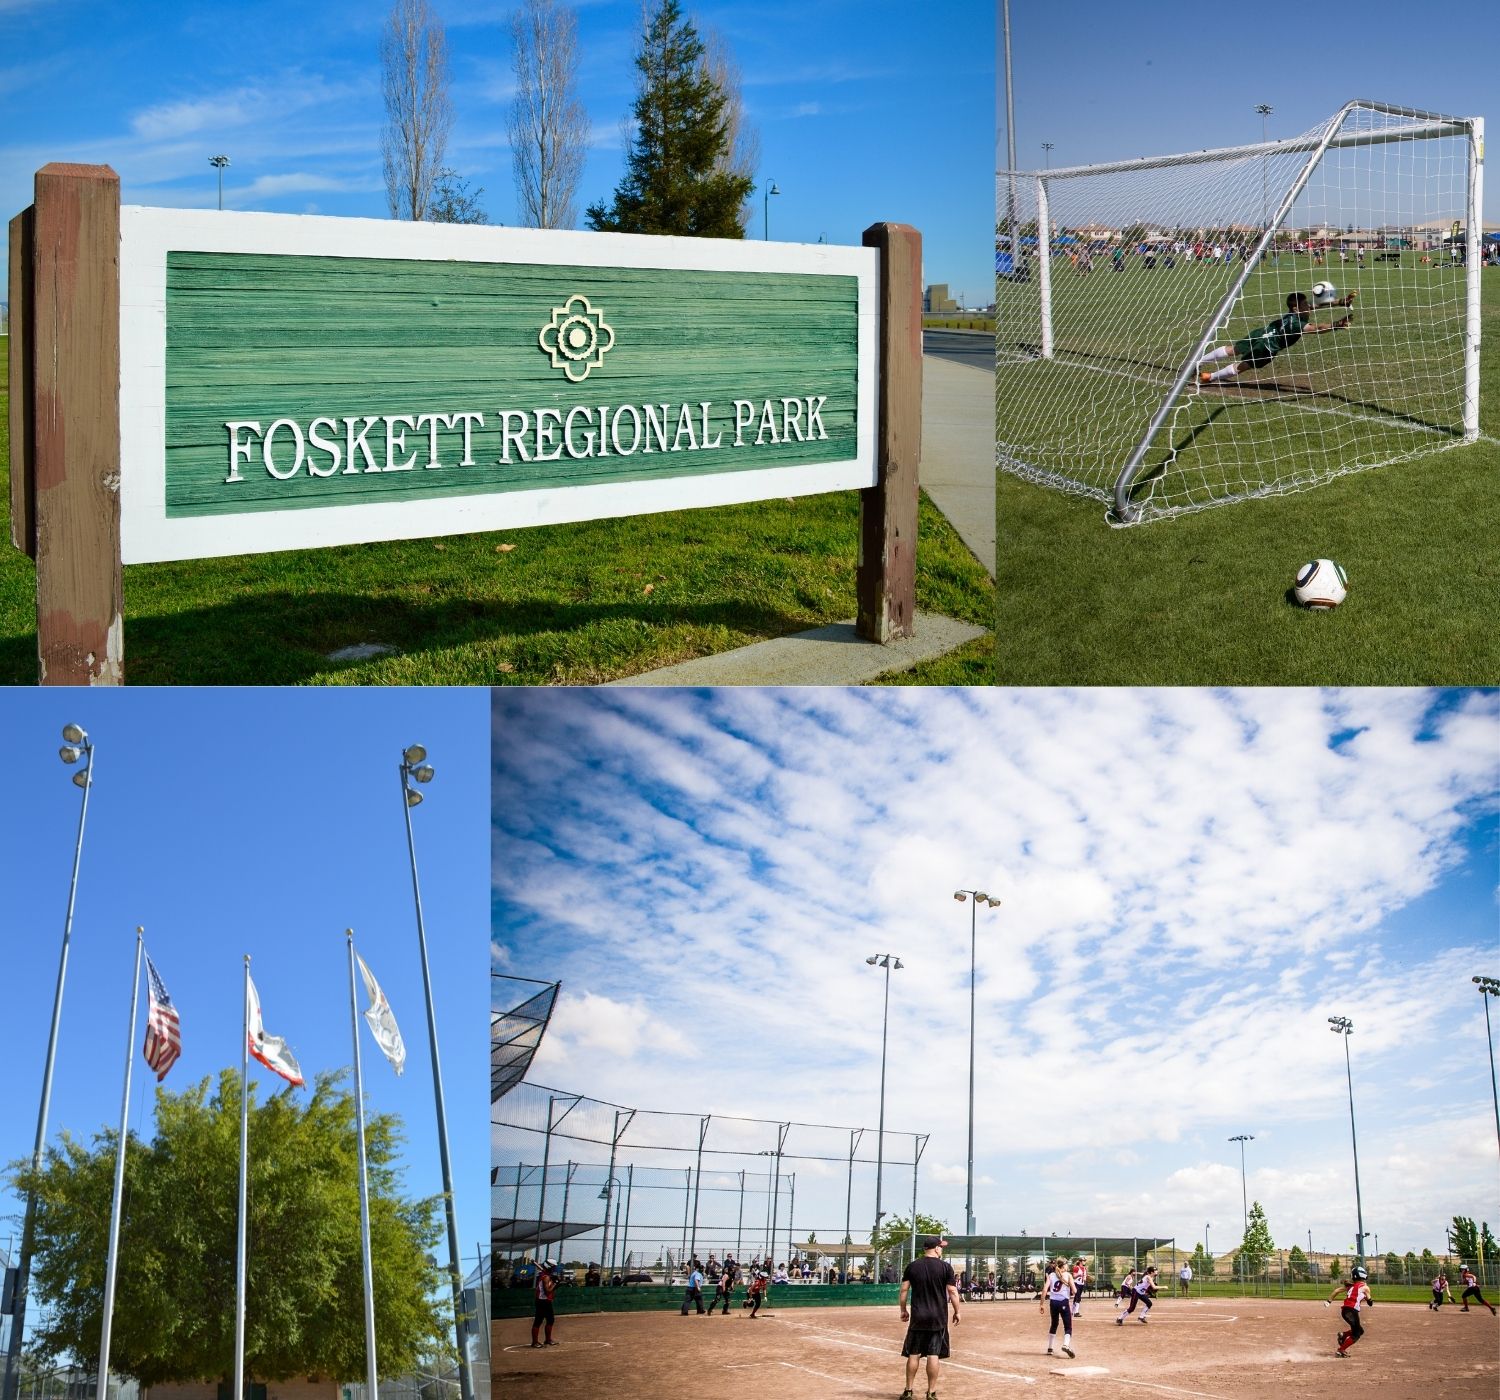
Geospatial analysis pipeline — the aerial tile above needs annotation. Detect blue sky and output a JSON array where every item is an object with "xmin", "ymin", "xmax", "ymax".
[
  {"xmin": 998, "ymin": 0, "xmax": 1498, "ymax": 223},
  {"xmin": 0, "ymin": 688, "xmax": 491, "ymax": 1324},
  {"xmin": 0, "ymin": 0, "xmax": 994, "ymax": 304},
  {"xmin": 492, "ymin": 688, "xmax": 1500, "ymax": 1264}
]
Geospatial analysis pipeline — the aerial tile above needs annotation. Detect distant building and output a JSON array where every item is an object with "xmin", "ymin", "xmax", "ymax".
[{"xmin": 924, "ymin": 283, "xmax": 959, "ymax": 314}]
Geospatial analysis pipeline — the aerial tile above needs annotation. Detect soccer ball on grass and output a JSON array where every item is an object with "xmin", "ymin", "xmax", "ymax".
[
  {"xmin": 1293, "ymin": 559, "xmax": 1348, "ymax": 609},
  {"xmin": 1311, "ymin": 281, "xmax": 1338, "ymax": 305}
]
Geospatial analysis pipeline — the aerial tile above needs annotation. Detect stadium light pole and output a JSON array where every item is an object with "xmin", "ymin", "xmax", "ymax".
[
  {"xmin": 2, "ymin": 726, "xmax": 95, "ymax": 1400},
  {"xmin": 399, "ymin": 745, "xmax": 474, "ymax": 1400},
  {"xmin": 763, "ymin": 180, "xmax": 780, "ymax": 241},
  {"xmin": 1475, "ymin": 977, "xmax": 1500, "ymax": 1165},
  {"xmin": 866, "ymin": 953, "xmax": 903, "ymax": 1285},
  {"xmin": 1328, "ymin": 1016, "xmax": 1366, "ymax": 1269},
  {"xmin": 1228, "ymin": 1135, "xmax": 1253, "ymax": 1285},
  {"xmin": 954, "ymin": 890, "xmax": 1001, "ymax": 1287},
  {"xmin": 1255, "ymin": 105, "xmax": 1272, "ymax": 232},
  {"xmin": 1000, "ymin": 0, "xmax": 1017, "ymax": 257},
  {"xmin": 210, "ymin": 154, "xmax": 230, "ymax": 210},
  {"xmin": 1042, "ymin": 141, "xmax": 1054, "ymax": 169}
]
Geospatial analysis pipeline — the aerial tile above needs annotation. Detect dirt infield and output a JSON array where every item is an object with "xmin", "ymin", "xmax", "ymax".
[{"xmin": 494, "ymin": 1296, "xmax": 1499, "ymax": 1398}]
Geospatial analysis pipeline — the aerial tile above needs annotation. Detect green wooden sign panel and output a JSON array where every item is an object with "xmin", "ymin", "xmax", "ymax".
[{"xmin": 163, "ymin": 252, "xmax": 859, "ymax": 518}]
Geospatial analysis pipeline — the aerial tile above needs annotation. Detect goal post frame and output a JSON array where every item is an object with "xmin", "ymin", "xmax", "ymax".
[{"xmin": 997, "ymin": 99, "xmax": 1484, "ymax": 524}]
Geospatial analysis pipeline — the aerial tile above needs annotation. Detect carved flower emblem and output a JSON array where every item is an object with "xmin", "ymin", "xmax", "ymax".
[{"xmin": 539, "ymin": 295, "xmax": 616, "ymax": 382}]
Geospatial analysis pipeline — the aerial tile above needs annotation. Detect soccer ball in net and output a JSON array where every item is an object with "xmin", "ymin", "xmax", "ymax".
[
  {"xmin": 1293, "ymin": 559, "xmax": 1348, "ymax": 609},
  {"xmin": 1311, "ymin": 280, "xmax": 1338, "ymax": 305}
]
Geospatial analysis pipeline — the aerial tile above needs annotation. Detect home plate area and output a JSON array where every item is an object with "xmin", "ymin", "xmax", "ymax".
[{"xmin": 493, "ymin": 1297, "xmax": 1498, "ymax": 1398}]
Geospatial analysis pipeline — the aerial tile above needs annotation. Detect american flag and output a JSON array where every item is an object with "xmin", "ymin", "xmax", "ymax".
[{"xmin": 143, "ymin": 952, "xmax": 181, "ymax": 1081}]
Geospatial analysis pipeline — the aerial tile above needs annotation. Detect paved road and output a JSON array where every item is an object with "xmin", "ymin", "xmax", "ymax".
[{"xmin": 923, "ymin": 327, "xmax": 995, "ymax": 370}]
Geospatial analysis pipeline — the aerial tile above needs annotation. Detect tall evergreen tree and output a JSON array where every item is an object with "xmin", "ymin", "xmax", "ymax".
[
  {"xmin": 585, "ymin": 0, "xmax": 754, "ymax": 236},
  {"xmin": 1238, "ymin": 1200, "xmax": 1275, "ymax": 1277},
  {"xmin": 1286, "ymin": 1245, "xmax": 1310, "ymax": 1281}
]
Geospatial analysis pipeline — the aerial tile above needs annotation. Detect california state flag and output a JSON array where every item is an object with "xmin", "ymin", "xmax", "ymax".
[{"xmin": 247, "ymin": 974, "xmax": 305, "ymax": 1087}]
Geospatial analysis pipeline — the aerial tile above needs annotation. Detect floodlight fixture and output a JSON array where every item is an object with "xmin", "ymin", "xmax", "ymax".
[
  {"xmin": 71, "ymin": 770, "xmax": 88, "ymax": 789},
  {"xmin": 59, "ymin": 747, "xmax": 81, "ymax": 764},
  {"xmin": 414, "ymin": 764, "xmax": 435, "ymax": 783},
  {"xmin": 405, "ymin": 788, "xmax": 423, "ymax": 808},
  {"xmin": 404, "ymin": 744, "xmax": 427, "ymax": 764},
  {"xmin": 61, "ymin": 723, "xmax": 86, "ymax": 744}
]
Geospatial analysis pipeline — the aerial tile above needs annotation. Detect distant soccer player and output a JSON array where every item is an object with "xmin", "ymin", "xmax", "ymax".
[
  {"xmin": 1326, "ymin": 1265, "xmax": 1373, "ymax": 1356},
  {"xmin": 1457, "ymin": 1264, "xmax": 1498, "ymax": 1314},
  {"xmin": 1117, "ymin": 1265, "xmax": 1158, "ymax": 1323},
  {"xmin": 898, "ymin": 1234, "xmax": 961, "ymax": 1400},
  {"xmin": 1039, "ymin": 1256, "xmax": 1076, "ymax": 1357},
  {"xmin": 1198, "ymin": 290, "xmax": 1356, "ymax": 384},
  {"xmin": 530, "ymin": 1260, "xmax": 558, "ymax": 1348}
]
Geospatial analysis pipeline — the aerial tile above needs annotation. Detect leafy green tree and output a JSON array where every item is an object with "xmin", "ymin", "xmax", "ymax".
[
  {"xmin": 1190, "ymin": 1243, "xmax": 1213, "ymax": 1279},
  {"xmin": 585, "ymin": 0, "xmax": 753, "ymax": 236},
  {"xmin": 1420, "ymin": 1247, "xmax": 1438, "ymax": 1274},
  {"xmin": 1329, "ymin": 1255, "xmax": 1343, "ymax": 1283},
  {"xmin": 1449, "ymin": 1215, "xmax": 1480, "ymax": 1264},
  {"xmin": 872, "ymin": 1212, "xmax": 949, "ymax": 1261},
  {"xmin": 1403, "ymin": 1250, "xmax": 1418, "ymax": 1282},
  {"xmin": 10, "ymin": 1070, "xmax": 449, "ymax": 1385},
  {"xmin": 1481, "ymin": 1221, "xmax": 1497, "ymax": 1271},
  {"xmin": 1383, "ymin": 1251, "xmax": 1402, "ymax": 1283},
  {"xmin": 427, "ymin": 167, "xmax": 488, "ymax": 224},
  {"xmin": 1287, "ymin": 1245, "xmax": 1310, "ymax": 1282},
  {"xmin": 1238, "ymin": 1201, "xmax": 1275, "ymax": 1277}
]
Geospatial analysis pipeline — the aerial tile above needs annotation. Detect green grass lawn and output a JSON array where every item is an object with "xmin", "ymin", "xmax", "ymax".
[
  {"xmin": 0, "ymin": 337, "xmax": 994, "ymax": 685},
  {"xmin": 996, "ymin": 263, "xmax": 1499, "ymax": 684}
]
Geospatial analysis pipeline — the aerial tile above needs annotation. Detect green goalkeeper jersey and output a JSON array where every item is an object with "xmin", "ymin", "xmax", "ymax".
[{"xmin": 1234, "ymin": 311, "xmax": 1306, "ymax": 363}]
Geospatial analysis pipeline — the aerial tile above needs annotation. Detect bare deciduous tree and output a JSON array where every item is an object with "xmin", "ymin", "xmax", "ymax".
[
  {"xmin": 508, "ymin": 0, "xmax": 590, "ymax": 229},
  {"xmin": 700, "ymin": 25, "xmax": 759, "ymax": 235},
  {"xmin": 382, "ymin": 0, "xmax": 454, "ymax": 221}
]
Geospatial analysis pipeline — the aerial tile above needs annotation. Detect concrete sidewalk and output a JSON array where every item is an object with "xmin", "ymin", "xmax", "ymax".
[
  {"xmin": 615, "ymin": 350, "xmax": 996, "ymax": 685},
  {"xmin": 920, "ymin": 351, "xmax": 995, "ymax": 576}
]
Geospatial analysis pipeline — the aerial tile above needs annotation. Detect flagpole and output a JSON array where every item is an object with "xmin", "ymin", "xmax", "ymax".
[
  {"xmin": 347, "ymin": 931, "xmax": 379, "ymax": 1400},
  {"xmin": 97, "ymin": 928, "xmax": 144, "ymax": 1400},
  {"xmin": 398, "ymin": 749, "xmax": 472, "ymax": 1400},
  {"xmin": 235, "ymin": 955, "xmax": 250, "ymax": 1400},
  {"xmin": 3, "ymin": 727, "xmax": 95, "ymax": 1400}
]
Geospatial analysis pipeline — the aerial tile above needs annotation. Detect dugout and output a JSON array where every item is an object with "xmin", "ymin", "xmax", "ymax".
[{"xmin": 940, "ymin": 1235, "xmax": 1176, "ymax": 1294}]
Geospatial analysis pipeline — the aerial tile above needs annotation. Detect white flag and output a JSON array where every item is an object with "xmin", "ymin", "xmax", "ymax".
[
  {"xmin": 246, "ymin": 973, "xmax": 305, "ymax": 1087},
  {"xmin": 356, "ymin": 954, "xmax": 406, "ymax": 1076}
]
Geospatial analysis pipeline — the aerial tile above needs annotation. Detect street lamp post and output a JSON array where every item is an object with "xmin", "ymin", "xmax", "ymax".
[
  {"xmin": 399, "ymin": 745, "xmax": 474, "ymax": 1400},
  {"xmin": 763, "ymin": 180, "xmax": 780, "ymax": 241},
  {"xmin": 953, "ymin": 890, "xmax": 1000, "ymax": 1288},
  {"xmin": 1205, "ymin": 1223, "xmax": 1211, "ymax": 1277},
  {"xmin": 866, "ymin": 953, "xmax": 902, "ymax": 1285},
  {"xmin": 1255, "ymin": 105, "xmax": 1273, "ymax": 232},
  {"xmin": 1228, "ymin": 1134, "xmax": 1254, "ymax": 1282},
  {"xmin": 2, "ymin": 727, "xmax": 96, "ymax": 1400},
  {"xmin": 1474, "ymin": 977, "xmax": 1500, "ymax": 1163},
  {"xmin": 1328, "ymin": 1016, "xmax": 1366, "ymax": 1269},
  {"xmin": 210, "ymin": 154, "xmax": 230, "ymax": 210}
]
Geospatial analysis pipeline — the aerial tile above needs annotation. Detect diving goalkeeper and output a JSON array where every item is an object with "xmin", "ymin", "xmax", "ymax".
[{"xmin": 1198, "ymin": 289, "xmax": 1356, "ymax": 383}]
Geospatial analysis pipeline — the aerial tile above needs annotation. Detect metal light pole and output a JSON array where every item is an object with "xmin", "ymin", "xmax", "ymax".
[
  {"xmin": 763, "ymin": 180, "xmax": 780, "ymax": 241},
  {"xmin": 1328, "ymin": 1016, "xmax": 1366, "ymax": 1268},
  {"xmin": 1042, "ymin": 142, "xmax": 1054, "ymax": 168},
  {"xmin": 210, "ymin": 154, "xmax": 230, "ymax": 210},
  {"xmin": 1000, "ymin": 0, "xmax": 1017, "ymax": 252},
  {"xmin": 866, "ymin": 953, "xmax": 902, "ymax": 1284},
  {"xmin": 1475, "ymin": 977, "xmax": 1500, "ymax": 1163},
  {"xmin": 953, "ymin": 890, "xmax": 1000, "ymax": 1287},
  {"xmin": 1228, "ymin": 1134, "xmax": 1254, "ymax": 1285},
  {"xmin": 3, "ymin": 726, "xmax": 95, "ymax": 1400},
  {"xmin": 1205, "ymin": 1222, "xmax": 1211, "ymax": 1275},
  {"xmin": 399, "ymin": 745, "xmax": 474, "ymax": 1400},
  {"xmin": 1255, "ymin": 106, "xmax": 1272, "ymax": 231}
]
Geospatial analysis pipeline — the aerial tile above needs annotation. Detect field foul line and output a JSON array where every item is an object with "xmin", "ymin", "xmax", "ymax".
[
  {"xmin": 776, "ymin": 1322, "xmax": 1035, "ymax": 1385},
  {"xmin": 776, "ymin": 1360, "xmax": 867, "ymax": 1388},
  {"xmin": 1102, "ymin": 1380, "xmax": 1226, "ymax": 1399}
]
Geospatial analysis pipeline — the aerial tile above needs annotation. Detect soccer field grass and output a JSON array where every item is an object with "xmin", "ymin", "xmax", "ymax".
[
  {"xmin": 995, "ymin": 262, "xmax": 1498, "ymax": 685},
  {"xmin": 493, "ymin": 1296, "xmax": 1500, "ymax": 1399}
]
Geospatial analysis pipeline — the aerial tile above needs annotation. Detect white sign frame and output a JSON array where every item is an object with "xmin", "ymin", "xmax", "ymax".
[{"xmin": 118, "ymin": 207, "xmax": 879, "ymax": 564}]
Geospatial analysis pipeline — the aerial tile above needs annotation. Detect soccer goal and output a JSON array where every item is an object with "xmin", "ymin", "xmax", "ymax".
[{"xmin": 995, "ymin": 99, "xmax": 1484, "ymax": 525}]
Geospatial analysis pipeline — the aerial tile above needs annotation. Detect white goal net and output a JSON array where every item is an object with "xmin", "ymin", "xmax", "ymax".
[{"xmin": 995, "ymin": 100, "xmax": 1484, "ymax": 524}]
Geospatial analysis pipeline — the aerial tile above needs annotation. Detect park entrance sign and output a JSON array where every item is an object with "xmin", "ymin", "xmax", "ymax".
[{"xmin": 8, "ymin": 164, "xmax": 920, "ymax": 684}]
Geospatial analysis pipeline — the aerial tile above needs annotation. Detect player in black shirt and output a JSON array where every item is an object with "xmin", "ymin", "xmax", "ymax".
[{"xmin": 898, "ymin": 1235, "xmax": 961, "ymax": 1400}]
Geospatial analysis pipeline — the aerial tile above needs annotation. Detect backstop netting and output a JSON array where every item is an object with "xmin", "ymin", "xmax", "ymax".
[{"xmin": 995, "ymin": 99, "xmax": 1483, "ymax": 524}]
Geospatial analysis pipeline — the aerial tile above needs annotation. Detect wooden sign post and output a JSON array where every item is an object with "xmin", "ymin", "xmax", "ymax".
[{"xmin": 8, "ymin": 164, "xmax": 919, "ymax": 684}]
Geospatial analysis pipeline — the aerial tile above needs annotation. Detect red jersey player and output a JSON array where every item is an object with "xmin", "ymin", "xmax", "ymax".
[
  {"xmin": 530, "ymin": 1260, "xmax": 558, "ymax": 1347},
  {"xmin": 1325, "ymin": 1266, "xmax": 1372, "ymax": 1356},
  {"xmin": 1458, "ymin": 1264, "xmax": 1498, "ymax": 1315}
]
